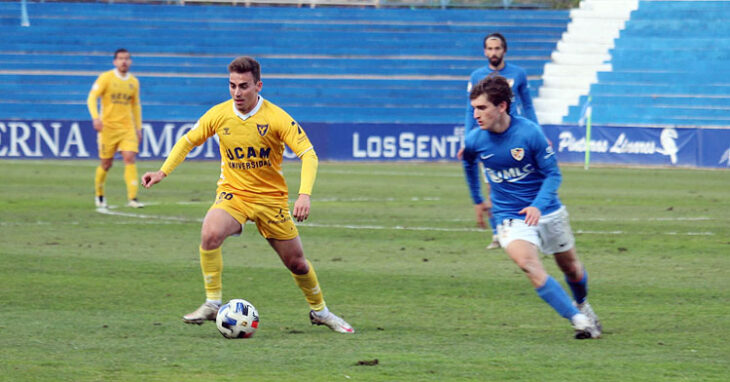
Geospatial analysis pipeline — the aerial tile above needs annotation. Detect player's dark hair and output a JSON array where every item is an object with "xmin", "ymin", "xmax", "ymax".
[
  {"xmin": 483, "ymin": 32, "xmax": 507, "ymax": 52},
  {"xmin": 469, "ymin": 75, "xmax": 512, "ymax": 114},
  {"xmin": 228, "ymin": 56, "xmax": 261, "ymax": 83},
  {"xmin": 114, "ymin": 48, "xmax": 129, "ymax": 59}
]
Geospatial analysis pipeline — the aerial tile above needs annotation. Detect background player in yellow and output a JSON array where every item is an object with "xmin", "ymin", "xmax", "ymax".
[
  {"xmin": 141, "ymin": 56, "xmax": 354, "ymax": 334},
  {"xmin": 87, "ymin": 48, "xmax": 144, "ymax": 209}
]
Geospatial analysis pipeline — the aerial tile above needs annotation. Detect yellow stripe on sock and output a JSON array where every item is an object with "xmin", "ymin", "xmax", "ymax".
[
  {"xmin": 291, "ymin": 260, "xmax": 326, "ymax": 311},
  {"xmin": 200, "ymin": 246, "xmax": 223, "ymax": 302},
  {"xmin": 94, "ymin": 166, "xmax": 108, "ymax": 197},
  {"xmin": 124, "ymin": 164, "xmax": 139, "ymax": 200}
]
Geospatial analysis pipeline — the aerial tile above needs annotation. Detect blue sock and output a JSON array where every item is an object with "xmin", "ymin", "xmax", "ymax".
[
  {"xmin": 566, "ymin": 270, "xmax": 588, "ymax": 304},
  {"xmin": 488, "ymin": 215, "xmax": 498, "ymax": 235},
  {"xmin": 536, "ymin": 276, "xmax": 580, "ymax": 319}
]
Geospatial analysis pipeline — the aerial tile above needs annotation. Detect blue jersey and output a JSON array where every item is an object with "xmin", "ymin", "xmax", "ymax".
[
  {"xmin": 465, "ymin": 62, "xmax": 537, "ymax": 133},
  {"xmin": 462, "ymin": 116, "xmax": 562, "ymax": 223}
]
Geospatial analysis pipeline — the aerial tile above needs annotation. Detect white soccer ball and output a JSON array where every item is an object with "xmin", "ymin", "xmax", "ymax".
[{"xmin": 215, "ymin": 299, "xmax": 259, "ymax": 339}]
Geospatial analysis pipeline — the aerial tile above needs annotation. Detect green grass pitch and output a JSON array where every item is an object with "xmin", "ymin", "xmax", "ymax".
[{"xmin": 0, "ymin": 159, "xmax": 728, "ymax": 381}]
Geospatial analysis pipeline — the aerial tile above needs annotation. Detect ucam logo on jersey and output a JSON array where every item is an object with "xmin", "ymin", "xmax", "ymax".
[{"xmin": 485, "ymin": 163, "xmax": 535, "ymax": 183}]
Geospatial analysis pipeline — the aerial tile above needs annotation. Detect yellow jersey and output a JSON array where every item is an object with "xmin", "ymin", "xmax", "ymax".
[
  {"xmin": 87, "ymin": 69, "xmax": 142, "ymax": 130},
  {"xmin": 167, "ymin": 97, "xmax": 316, "ymax": 200}
]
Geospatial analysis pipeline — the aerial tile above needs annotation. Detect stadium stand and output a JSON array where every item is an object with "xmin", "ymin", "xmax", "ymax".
[
  {"xmin": 558, "ymin": 0, "xmax": 730, "ymax": 127},
  {"xmin": 535, "ymin": 0, "xmax": 639, "ymax": 124},
  {"xmin": 0, "ymin": 1, "xmax": 567, "ymax": 124}
]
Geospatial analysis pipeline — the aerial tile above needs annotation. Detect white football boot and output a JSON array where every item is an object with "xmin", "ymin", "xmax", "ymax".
[
  {"xmin": 95, "ymin": 195, "xmax": 107, "ymax": 209},
  {"xmin": 577, "ymin": 301, "xmax": 602, "ymax": 335},
  {"xmin": 309, "ymin": 309, "xmax": 354, "ymax": 334},
  {"xmin": 183, "ymin": 302, "xmax": 219, "ymax": 325},
  {"xmin": 127, "ymin": 198, "xmax": 144, "ymax": 208},
  {"xmin": 571, "ymin": 312, "xmax": 601, "ymax": 339},
  {"xmin": 486, "ymin": 234, "xmax": 501, "ymax": 250}
]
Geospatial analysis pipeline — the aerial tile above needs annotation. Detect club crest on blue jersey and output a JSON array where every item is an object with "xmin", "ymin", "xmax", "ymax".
[
  {"xmin": 511, "ymin": 148, "xmax": 525, "ymax": 161},
  {"xmin": 257, "ymin": 124, "xmax": 269, "ymax": 137}
]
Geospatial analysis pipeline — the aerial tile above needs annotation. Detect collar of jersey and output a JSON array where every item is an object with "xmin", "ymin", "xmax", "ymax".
[
  {"xmin": 113, "ymin": 69, "xmax": 130, "ymax": 80},
  {"xmin": 232, "ymin": 96, "xmax": 264, "ymax": 121}
]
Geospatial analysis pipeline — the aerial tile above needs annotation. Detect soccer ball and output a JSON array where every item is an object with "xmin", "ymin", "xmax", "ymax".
[{"xmin": 215, "ymin": 299, "xmax": 259, "ymax": 339}]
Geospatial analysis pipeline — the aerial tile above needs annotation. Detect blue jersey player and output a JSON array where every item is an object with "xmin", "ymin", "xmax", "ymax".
[
  {"xmin": 462, "ymin": 76, "xmax": 601, "ymax": 339},
  {"xmin": 465, "ymin": 32, "xmax": 538, "ymax": 130},
  {"xmin": 461, "ymin": 33, "xmax": 539, "ymax": 250}
]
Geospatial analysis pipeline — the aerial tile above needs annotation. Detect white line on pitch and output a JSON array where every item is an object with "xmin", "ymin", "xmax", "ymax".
[{"xmin": 86, "ymin": 209, "xmax": 715, "ymax": 236}]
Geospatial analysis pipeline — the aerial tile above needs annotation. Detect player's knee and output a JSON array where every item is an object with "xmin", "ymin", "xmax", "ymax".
[
  {"xmin": 557, "ymin": 258, "xmax": 582, "ymax": 278},
  {"xmin": 564, "ymin": 263, "xmax": 582, "ymax": 280},
  {"xmin": 200, "ymin": 229, "xmax": 226, "ymax": 249},
  {"xmin": 285, "ymin": 256, "xmax": 308, "ymax": 274}
]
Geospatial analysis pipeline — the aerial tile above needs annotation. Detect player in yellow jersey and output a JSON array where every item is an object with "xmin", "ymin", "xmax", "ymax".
[
  {"xmin": 87, "ymin": 48, "xmax": 144, "ymax": 209},
  {"xmin": 141, "ymin": 56, "xmax": 354, "ymax": 334}
]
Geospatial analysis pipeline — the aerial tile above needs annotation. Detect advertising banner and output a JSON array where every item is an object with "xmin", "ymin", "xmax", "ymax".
[{"xmin": 1, "ymin": 119, "xmax": 728, "ymax": 168}]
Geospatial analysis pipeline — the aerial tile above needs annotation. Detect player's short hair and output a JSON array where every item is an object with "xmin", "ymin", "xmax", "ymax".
[
  {"xmin": 483, "ymin": 32, "xmax": 507, "ymax": 52},
  {"xmin": 469, "ymin": 75, "xmax": 512, "ymax": 113},
  {"xmin": 114, "ymin": 48, "xmax": 130, "ymax": 59},
  {"xmin": 228, "ymin": 56, "xmax": 261, "ymax": 83}
]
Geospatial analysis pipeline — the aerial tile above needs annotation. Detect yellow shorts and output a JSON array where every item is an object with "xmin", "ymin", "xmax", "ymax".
[
  {"xmin": 209, "ymin": 189, "xmax": 299, "ymax": 240},
  {"xmin": 98, "ymin": 128, "xmax": 139, "ymax": 159}
]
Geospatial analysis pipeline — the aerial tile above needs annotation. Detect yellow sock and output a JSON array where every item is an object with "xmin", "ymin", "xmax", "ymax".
[
  {"xmin": 200, "ymin": 246, "xmax": 223, "ymax": 301},
  {"xmin": 94, "ymin": 166, "xmax": 108, "ymax": 197},
  {"xmin": 291, "ymin": 260, "xmax": 326, "ymax": 311},
  {"xmin": 124, "ymin": 164, "xmax": 139, "ymax": 200}
]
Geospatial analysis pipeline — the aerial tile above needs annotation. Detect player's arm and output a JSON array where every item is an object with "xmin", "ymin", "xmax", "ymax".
[
  {"xmin": 521, "ymin": 132, "xmax": 560, "ymax": 225},
  {"xmin": 518, "ymin": 70, "xmax": 539, "ymax": 124},
  {"xmin": 292, "ymin": 147, "xmax": 318, "ymax": 222},
  {"xmin": 459, "ymin": 74, "xmax": 478, "ymax": 160},
  {"xmin": 141, "ymin": 136, "xmax": 194, "ymax": 188},
  {"xmin": 464, "ymin": 73, "xmax": 479, "ymax": 134},
  {"xmin": 87, "ymin": 75, "xmax": 105, "ymax": 132},
  {"xmin": 461, "ymin": 142, "xmax": 490, "ymax": 229},
  {"xmin": 279, "ymin": 116, "xmax": 318, "ymax": 221},
  {"xmin": 142, "ymin": 116, "xmax": 213, "ymax": 188},
  {"xmin": 132, "ymin": 79, "xmax": 143, "ymax": 141}
]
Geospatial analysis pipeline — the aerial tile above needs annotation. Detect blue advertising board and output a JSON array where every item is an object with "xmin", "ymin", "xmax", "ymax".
[{"xmin": 1, "ymin": 119, "xmax": 728, "ymax": 168}]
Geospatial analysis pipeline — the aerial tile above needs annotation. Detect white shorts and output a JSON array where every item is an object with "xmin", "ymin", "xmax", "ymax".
[{"xmin": 496, "ymin": 206, "xmax": 575, "ymax": 255}]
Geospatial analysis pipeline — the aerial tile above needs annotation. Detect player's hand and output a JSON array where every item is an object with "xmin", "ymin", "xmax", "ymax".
[
  {"xmin": 457, "ymin": 147, "xmax": 465, "ymax": 160},
  {"xmin": 141, "ymin": 170, "xmax": 166, "ymax": 189},
  {"xmin": 473, "ymin": 201, "xmax": 491, "ymax": 229},
  {"xmin": 518, "ymin": 206, "xmax": 541, "ymax": 226},
  {"xmin": 292, "ymin": 194, "xmax": 311, "ymax": 222},
  {"xmin": 92, "ymin": 118, "xmax": 103, "ymax": 132}
]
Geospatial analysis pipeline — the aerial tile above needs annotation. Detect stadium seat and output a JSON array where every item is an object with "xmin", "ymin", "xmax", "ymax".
[
  {"xmin": 562, "ymin": 0, "xmax": 730, "ymax": 127},
  {"xmin": 0, "ymin": 1, "xmax": 566, "ymax": 124}
]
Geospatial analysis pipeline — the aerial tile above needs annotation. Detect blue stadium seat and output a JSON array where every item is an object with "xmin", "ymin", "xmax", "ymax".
[
  {"xmin": 563, "ymin": 0, "xmax": 730, "ymax": 127},
  {"xmin": 0, "ymin": 2, "xmax": 565, "ymax": 123}
]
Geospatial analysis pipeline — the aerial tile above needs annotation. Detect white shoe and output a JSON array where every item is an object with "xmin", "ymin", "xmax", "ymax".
[
  {"xmin": 183, "ymin": 302, "xmax": 219, "ymax": 325},
  {"xmin": 95, "ymin": 196, "xmax": 107, "ymax": 208},
  {"xmin": 127, "ymin": 198, "xmax": 144, "ymax": 208},
  {"xmin": 309, "ymin": 310, "xmax": 354, "ymax": 334},
  {"xmin": 571, "ymin": 313, "xmax": 601, "ymax": 339},
  {"xmin": 577, "ymin": 301, "xmax": 602, "ymax": 335},
  {"xmin": 486, "ymin": 234, "xmax": 501, "ymax": 250}
]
